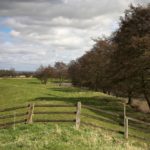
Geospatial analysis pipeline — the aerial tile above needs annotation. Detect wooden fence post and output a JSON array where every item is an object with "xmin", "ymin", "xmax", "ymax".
[
  {"xmin": 124, "ymin": 116, "xmax": 128, "ymax": 139},
  {"xmin": 76, "ymin": 102, "xmax": 81, "ymax": 129},
  {"xmin": 27, "ymin": 103, "xmax": 34, "ymax": 124},
  {"xmin": 124, "ymin": 103, "xmax": 126, "ymax": 126}
]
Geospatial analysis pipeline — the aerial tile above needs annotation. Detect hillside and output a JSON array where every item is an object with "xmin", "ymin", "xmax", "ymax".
[
  {"xmin": 0, "ymin": 78, "xmax": 150, "ymax": 150},
  {"xmin": 0, "ymin": 124, "xmax": 149, "ymax": 150}
]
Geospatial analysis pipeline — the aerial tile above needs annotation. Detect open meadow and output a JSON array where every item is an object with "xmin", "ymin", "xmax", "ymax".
[{"xmin": 0, "ymin": 78, "xmax": 150, "ymax": 150}]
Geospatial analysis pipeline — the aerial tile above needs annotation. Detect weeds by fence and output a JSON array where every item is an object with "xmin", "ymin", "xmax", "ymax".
[{"xmin": 0, "ymin": 102, "xmax": 150, "ymax": 140}]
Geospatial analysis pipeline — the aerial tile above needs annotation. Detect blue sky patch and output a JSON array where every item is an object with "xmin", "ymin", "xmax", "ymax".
[
  {"xmin": 0, "ymin": 25, "xmax": 12, "ymax": 33},
  {"xmin": 0, "ymin": 17, "xmax": 12, "ymax": 33}
]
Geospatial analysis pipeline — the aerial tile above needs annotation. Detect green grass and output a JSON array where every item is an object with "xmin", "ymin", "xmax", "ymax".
[
  {"xmin": 0, "ymin": 124, "xmax": 149, "ymax": 150},
  {"xmin": 0, "ymin": 78, "xmax": 150, "ymax": 149}
]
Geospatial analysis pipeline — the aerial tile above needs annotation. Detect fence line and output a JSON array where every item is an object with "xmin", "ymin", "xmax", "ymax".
[
  {"xmin": 34, "ymin": 119, "xmax": 76, "ymax": 123},
  {"xmin": 0, "ymin": 112, "xmax": 27, "ymax": 119},
  {"xmin": 82, "ymin": 105, "xmax": 119, "ymax": 117},
  {"xmin": 0, "ymin": 119, "xmax": 26, "ymax": 128},
  {"xmin": 0, "ymin": 101, "xmax": 150, "ymax": 140},
  {"xmin": 0, "ymin": 102, "xmax": 78, "ymax": 129},
  {"xmin": 127, "ymin": 117, "xmax": 150, "ymax": 126},
  {"xmin": 81, "ymin": 113, "xmax": 119, "ymax": 124},
  {"xmin": 34, "ymin": 111, "xmax": 76, "ymax": 115},
  {"xmin": 0, "ymin": 105, "xmax": 27, "ymax": 112},
  {"xmin": 35, "ymin": 104, "xmax": 76, "ymax": 107}
]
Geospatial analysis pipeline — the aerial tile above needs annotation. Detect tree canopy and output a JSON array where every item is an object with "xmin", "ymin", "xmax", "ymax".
[{"xmin": 68, "ymin": 4, "xmax": 150, "ymax": 108}]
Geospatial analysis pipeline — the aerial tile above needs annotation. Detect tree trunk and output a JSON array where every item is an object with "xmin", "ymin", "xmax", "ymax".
[
  {"xmin": 59, "ymin": 76, "xmax": 63, "ymax": 86},
  {"xmin": 94, "ymin": 84, "xmax": 98, "ymax": 91},
  {"xmin": 107, "ymin": 90, "xmax": 111, "ymax": 95},
  {"xmin": 128, "ymin": 95, "xmax": 132, "ymax": 105},
  {"xmin": 127, "ymin": 91, "xmax": 132, "ymax": 105},
  {"xmin": 103, "ymin": 89, "xmax": 107, "ymax": 94}
]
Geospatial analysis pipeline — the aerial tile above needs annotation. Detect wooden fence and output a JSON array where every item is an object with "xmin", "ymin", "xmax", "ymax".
[
  {"xmin": 0, "ymin": 103, "xmax": 79, "ymax": 129},
  {"xmin": 81, "ymin": 104, "xmax": 150, "ymax": 140},
  {"xmin": 0, "ymin": 102, "xmax": 150, "ymax": 140}
]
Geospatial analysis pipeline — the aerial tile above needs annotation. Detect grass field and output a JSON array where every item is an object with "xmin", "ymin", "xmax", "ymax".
[
  {"xmin": 0, "ymin": 78, "xmax": 150, "ymax": 150},
  {"xmin": 0, "ymin": 124, "xmax": 149, "ymax": 150},
  {"xmin": 0, "ymin": 78, "xmax": 117, "ymax": 107}
]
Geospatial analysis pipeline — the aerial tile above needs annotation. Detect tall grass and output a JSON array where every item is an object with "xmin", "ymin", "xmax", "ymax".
[{"xmin": 0, "ymin": 124, "xmax": 149, "ymax": 150}]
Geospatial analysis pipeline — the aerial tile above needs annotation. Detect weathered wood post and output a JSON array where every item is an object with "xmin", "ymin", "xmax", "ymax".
[
  {"xmin": 124, "ymin": 116, "xmax": 128, "ymax": 139},
  {"xmin": 26, "ymin": 103, "xmax": 34, "ymax": 124},
  {"xmin": 76, "ymin": 102, "xmax": 81, "ymax": 129},
  {"xmin": 123, "ymin": 103, "xmax": 126, "ymax": 126}
]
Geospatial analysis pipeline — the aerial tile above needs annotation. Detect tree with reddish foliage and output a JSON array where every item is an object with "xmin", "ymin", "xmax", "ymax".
[
  {"xmin": 68, "ymin": 4, "xmax": 150, "ymax": 109},
  {"xmin": 111, "ymin": 4, "xmax": 150, "ymax": 106},
  {"xmin": 68, "ymin": 38, "xmax": 115, "ymax": 92},
  {"xmin": 34, "ymin": 65, "xmax": 54, "ymax": 84}
]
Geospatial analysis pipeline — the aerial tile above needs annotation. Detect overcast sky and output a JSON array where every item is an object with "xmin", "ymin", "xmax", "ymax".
[{"xmin": 0, "ymin": 0, "xmax": 149, "ymax": 71}]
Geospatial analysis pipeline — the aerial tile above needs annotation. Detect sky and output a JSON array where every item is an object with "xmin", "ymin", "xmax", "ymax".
[{"xmin": 0, "ymin": 0, "xmax": 149, "ymax": 71}]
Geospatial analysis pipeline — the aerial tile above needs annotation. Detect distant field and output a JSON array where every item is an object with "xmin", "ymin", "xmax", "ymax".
[
  {"xmin": 0, "ymin": 78, "xmax": 123, "ymax": 108},
  {"xmin": 0, "ymin": 78, "xmax": 150, "ymax": 149}
]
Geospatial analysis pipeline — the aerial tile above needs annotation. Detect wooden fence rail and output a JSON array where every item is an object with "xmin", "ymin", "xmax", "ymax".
[
  {"xmin": 34, "ymin": 119, "xmax": 76, "ymax": 123},
  {"xmin": 35, "ymin": 104, "xmax": 76, "ymax": 107},
  {"xmin": 0, "ymin": 119, "xmax": 26, "ymax": 128},
  {"xmin": 34, "ymin": 111, "xmax": 76, "ymax": 115},
  {"xmin": 82, "ymin": 105, "xmax": 120, "ymax": 117},
  {"xmin": 124, "ymin": 116, "xmax": 150, "ymax": 139},
  {"xmin": 82, "ymin": 104, "xmax": 150, "ymax": 140},
  {"xmin": 0, "ymin": 105, "xmax": 27, "ymax": 112},
  {"xmin": 0, "ymin": 112, "xmax": 27, "ymax": 119},
  {"xmin": 127, "ymin": 117, "xmax": 150, "ymax": 126},
  {"xmin": 81, "ymin": 113, "xmax": 119, "ymax": 124}
]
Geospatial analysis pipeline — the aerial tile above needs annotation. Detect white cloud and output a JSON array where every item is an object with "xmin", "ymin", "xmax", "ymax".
[
  {"xmin": 10, "ymin": 30, "xmax": 20, "ymax": 37},
  {"xmin": 0, "ymin": 0, "xmax": 149, "ymax": 70}
]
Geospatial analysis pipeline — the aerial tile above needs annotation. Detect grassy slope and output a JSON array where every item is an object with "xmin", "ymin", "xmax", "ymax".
[
  {"xmin": 0, "ymin": 124, "xmax": 149, "ymax": 150},
  {"xmin": 0, "ymin": 78, "xmax": 150, "ymax": 150},
  {"xmin": 0, "ymin": 78, "xmax": 114, "ymax": 107}
]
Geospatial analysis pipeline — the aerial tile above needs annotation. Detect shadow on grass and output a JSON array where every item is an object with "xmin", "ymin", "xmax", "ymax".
[
  {"xmin": 33, "ymin": 96, "xmax": 123, "ymax": 112},
  {"xmin": 49, "ymin": 80, "xmax": 71, "ymax": 83},
  {"xmin": 28, "ymin": 81, "xmax": 41, "ymax": 85},
  {"xmin": 49, "ymin": 87, "xmax": 84, "ymax": 93}
]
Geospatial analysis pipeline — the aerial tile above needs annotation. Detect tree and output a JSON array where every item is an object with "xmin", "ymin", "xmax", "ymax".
[
  {"xmin": 0, "ymin": 68, "xmax": 16, "ymax": 77},
  {"xmin": 68, "ymin": 38, "xmax": 115, "ymax": 92},
  {"xmin": 68, "ymin": 4, "xmax": 150, "ymax": 109},
  {"xmin": 111, "ymin": 4, "xmax": 150, "ymax": 106},
  {"xmin": 68, "ymin": 60, "xmax": 81, "ymax": 86},
  {"xmin": 54, "ymin": 62, "xmax": 68, "ymax": 86},
  {"xmin": 34, "ymin": 65, "xmax": 54, "ymax": 84}
]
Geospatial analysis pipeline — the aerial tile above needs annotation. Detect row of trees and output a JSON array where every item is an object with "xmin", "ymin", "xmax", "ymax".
[
  {"xmin": 68, "ymin": 4, "xmax": 150, "ymax": 108},
  {"xmin": 34, "ymin": 62, "xmax": 68, "ymax": 85},
  {"xmin": 0, "ymin": 69, "xmax": 16, "ymax": 77},
  {"xmin": 0, "ymin": 69, "xmax": 34, "ymax": 78}
]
